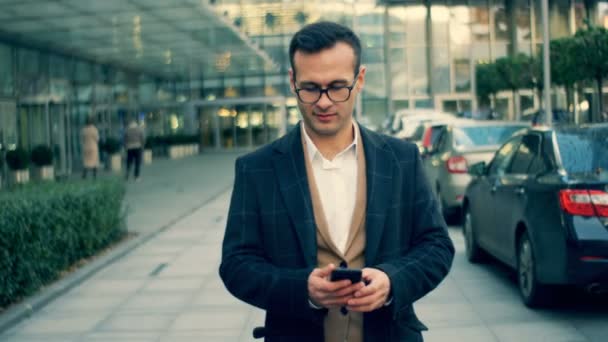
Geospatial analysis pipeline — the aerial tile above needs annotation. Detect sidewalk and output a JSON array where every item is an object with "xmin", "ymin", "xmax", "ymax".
[{"xmin": 1, "ymin": 151, "xmax": 607, "ymax": 341}]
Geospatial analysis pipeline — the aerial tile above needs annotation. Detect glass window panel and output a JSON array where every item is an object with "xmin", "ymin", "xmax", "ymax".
[
  {"xmin": 453, "ymin": 45, "xmax": 471, "ymax": 92},
  {"xmin": 50, "ymin": 54, "xmax": 70, "ymax": 80},
  {"xmin": 432, "ymin": 3, "xmax": 449, "ymax": 46},
  {"xmin": 75, "ymin": 61, "xmax": 92, "ymax": 83},
  {"xmin": 450, "ymin": 4, "xmax": 471, "ymax": 46},
  {"xmin": 405, "ymin": 6, "xmax": 428, "ymax": 46},
  {"xmin": 408, "ymin": 46, "xmax": 428, "ymax": 95},
  {"xmin": 550, "ymin": 0, "xmax": 571, "ymax": 38},
  {"xmin": 573, "ymin": 0, "xmax": 587, "ymax": 31},
  {"xmin": 391, "ymin": 48, "xmax": 408, "ymax": 99},
  {"xmin": 0, "ymin": 43, "xmax": 13, "ymax": 96},
  {"xmin": 493, "ymin": 0, "xmax": 509, "ymax": 42},
  {"xmin": 363, "ymin": 64, "xmax": 386, "ymax": 98},
  {"xmin": 515, "ymin": 0, "xmax": 532, "ymax": 53},
  {"xmin": 432, "ymin": 46, "xmax": 450, "ymax": 93},
  {"xmin": 470, "ymin": 0, "xmax": 490, "ymax": 43}
]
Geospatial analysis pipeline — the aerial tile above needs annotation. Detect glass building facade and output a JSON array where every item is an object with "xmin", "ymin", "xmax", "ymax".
[{"xmin": 0, "ymin": 0, "xmax": 607, "ymax": 176}]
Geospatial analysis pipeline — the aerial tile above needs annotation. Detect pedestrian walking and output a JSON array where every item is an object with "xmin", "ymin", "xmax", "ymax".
[
  {"xmin": 124, "ymin": 118, "xmax": 145, "ymax": 181},
  {"xmin": 219, "ymin": 21, "xmax": 454, "ymax": 342},
  {"xmin": 80, "ymin": 116, "xmax": 99, "ymax": 179}
]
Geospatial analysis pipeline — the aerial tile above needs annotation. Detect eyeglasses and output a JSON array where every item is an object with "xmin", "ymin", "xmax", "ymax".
[{"xmin": 294, "ymin": 76, "xmax": 358, "ymax": 104}]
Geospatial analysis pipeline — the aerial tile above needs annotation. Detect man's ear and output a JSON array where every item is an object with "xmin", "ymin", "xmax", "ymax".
[
  {"xmin": 356, "ymin": 66, "xmax": 366, "ymax": 92},
  {"xmin": 288, "ymin": 68, "xmax": 296, "ymax": 94}
]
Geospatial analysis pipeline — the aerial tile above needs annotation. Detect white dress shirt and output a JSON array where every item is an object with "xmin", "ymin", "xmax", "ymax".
[{"xmin": 302, "ymin": 121, "xmax": 358, "ymax": 254}]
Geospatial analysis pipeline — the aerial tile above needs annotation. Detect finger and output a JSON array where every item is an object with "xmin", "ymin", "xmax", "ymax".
[
  {"xmin": 311, "ymin": 263, "xmax": 336, "ymax": 278},
  {"xmin": 319, "ymin": 263, "xmax": 337, "ymax": 278},
  {"xmin": 332, "ymin": 282, "xmax": 365, "ymax": 298},
  {"xmin": 347, "ymin": 292, "xmax": 378, "ymax": 308},
  {"xmin": 318, "ymin": 278, "xmax": 352, "ymax": 292},
  {"xmin": 353, "ymin": 283, "xmax": 376, "ymax": 298}
]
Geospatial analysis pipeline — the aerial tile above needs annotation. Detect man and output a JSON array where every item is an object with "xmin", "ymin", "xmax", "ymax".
[
  {"xmin": 124, "ymin": 118, "xmax": 145, "ymax": 181},
  {"xmin": 220, "ymin": 21, "xmax": 454, "ymax": 342}
]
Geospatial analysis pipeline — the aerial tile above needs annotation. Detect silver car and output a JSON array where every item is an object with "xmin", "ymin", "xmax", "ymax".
[{"xmin": 423, "ymin": 120, "xmax": 529, "ymax": 219}]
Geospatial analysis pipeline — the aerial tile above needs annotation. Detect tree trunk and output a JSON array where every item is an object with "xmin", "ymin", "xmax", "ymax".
[
  {"xmin": 565, "ymin": 86, "xmax": 573, "ymax": 121},
  {"xmin": 596, "ymin": 77, "xmax": 604, "ymax": 122}
]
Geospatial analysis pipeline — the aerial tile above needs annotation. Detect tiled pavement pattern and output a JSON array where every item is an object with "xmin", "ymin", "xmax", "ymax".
[{"xmin": 1, "ymin": 152, "xmax": 607, "ymax": 341}]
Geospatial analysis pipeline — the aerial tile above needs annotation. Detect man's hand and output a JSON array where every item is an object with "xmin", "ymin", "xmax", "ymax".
[
  {"xmin": 346, "ymin": 268, "xmax": 391, "ymax": 312},
  {"xmin": 308, "ymin": 264, "xmax": 365, "ymax": 309}
]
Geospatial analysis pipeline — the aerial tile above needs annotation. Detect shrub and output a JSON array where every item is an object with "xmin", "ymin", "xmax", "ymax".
[
  {"xmin": 6, "ymin": 148, "xmax": 29, "ymax": 171},
  {"xmin": 102, "ymin": 138, "xmax": 121, "ymax": 154},
  {"xmin": 0, "ymin": 178, "xmax": 126, "ymax": 308},
  {"xmin": 30, "ymin": 145, "xmax": 54, "ymax": 167}
]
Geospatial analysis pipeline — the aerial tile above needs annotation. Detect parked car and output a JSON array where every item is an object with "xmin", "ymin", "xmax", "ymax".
[
  {"xmin": 522, "ymin": 108, "xmax": 572, "ymax": 126},
  {"xmin": 463, "ymin": 124, "xmax": 608, "ymax": 307},
  {"xmin": 382, "ymin": 109, "xmax": 451, "ymax": 136},
  {"xmin": 423, "ymin": 120, "xmax": 529, "ymax": 219}
]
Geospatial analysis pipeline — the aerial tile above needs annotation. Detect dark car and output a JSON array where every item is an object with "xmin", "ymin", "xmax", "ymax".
[{"xmin": 462, "ymin": 124, "xmax": 608, "ymax": 307}]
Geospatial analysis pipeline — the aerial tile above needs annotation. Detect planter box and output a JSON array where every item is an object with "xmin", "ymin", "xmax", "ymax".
[
  {"xmin": 33, "ymin": 166, "xmax": 55, "ymax": 181},
  {"xmin": 109, "ymin": 154, "xmax": 122, "ymax": 172},
  {"xmin": 168, "ymin": 146, "xmax": 181, "ymax": 159},
  {"xmin": 143, "ymin": 149, "xmax": 152, "ymax": 164},
  {"xmin": 10, "ymin": 169, "xmax": 30, "ymax": 185}
]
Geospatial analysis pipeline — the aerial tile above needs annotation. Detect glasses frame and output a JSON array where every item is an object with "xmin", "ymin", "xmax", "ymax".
[{"xmin": 294, "ymin": 75, "xmax": 359, "ymax": 104}]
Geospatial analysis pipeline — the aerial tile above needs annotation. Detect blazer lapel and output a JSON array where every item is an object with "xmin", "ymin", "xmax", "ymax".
[
  {"xmin": 272, "ymin": 123, "xmax": 317, "ymax": 267},
  {"xmin": 360, "ymin": 127, "xmax": 394, "ymax": 264}
]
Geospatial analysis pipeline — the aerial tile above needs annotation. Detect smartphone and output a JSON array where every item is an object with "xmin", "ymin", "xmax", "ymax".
[{"xmin": 330, "ymin": 268, "xmax": 362, "ymax": 283}]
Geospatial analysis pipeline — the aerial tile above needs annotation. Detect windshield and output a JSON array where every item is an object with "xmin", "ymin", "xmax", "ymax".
[
  {"xmin": 556, "ymin": 127, "xmax": 608, "ymax": 176},
  {"xmin": 453, "ymin": 125, "xmax": 528, "ymax": 148}
]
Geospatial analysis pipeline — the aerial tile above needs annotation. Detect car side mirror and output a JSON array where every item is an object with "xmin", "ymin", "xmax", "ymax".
[{"xmin": 468, "ymin": 161, "xmax": 487, "ymax": 177}]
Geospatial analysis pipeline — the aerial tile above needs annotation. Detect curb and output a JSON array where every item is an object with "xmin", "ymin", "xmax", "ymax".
[{"xmin": 0, "ymin": 186, "xmax": 231, "ymax": 334}]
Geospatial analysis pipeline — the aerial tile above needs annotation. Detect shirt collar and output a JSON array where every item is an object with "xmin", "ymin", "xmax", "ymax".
[{"xmin": 301, "ymin": 120, "xmax": 358, "ymax": 163}]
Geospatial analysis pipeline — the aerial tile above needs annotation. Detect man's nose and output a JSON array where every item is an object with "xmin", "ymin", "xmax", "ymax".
[{"xmin": 316, "ymin": 91, "xmax": 333, "ymax": 109}]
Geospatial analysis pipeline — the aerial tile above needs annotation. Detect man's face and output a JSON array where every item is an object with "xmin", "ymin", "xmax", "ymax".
[{"xmin": 289, "ymin": 42, "xmax": 366, "ymax": 139}]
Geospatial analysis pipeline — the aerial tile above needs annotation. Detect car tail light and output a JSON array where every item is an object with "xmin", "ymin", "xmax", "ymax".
[
  {"xmin": 446, "ymin": 156, "xmax": 468, "ymax": 174},
  {"xmin": 422, "ymin": 128, "xmax": 433, "ymax": 148},
  {"xmin": 589, "ymin": 190, "xmax": 608, "ymax": 217},
  {"xmin": 559, "ymin": 189, "xmax": 608, "ymax": 217}
]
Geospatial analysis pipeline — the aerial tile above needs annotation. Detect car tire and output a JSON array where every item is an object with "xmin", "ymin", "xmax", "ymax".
[
  {"xmin": 463, "ymin": 208, "xmax": 485, "ymax": 263},
  {"xmin": 517, "ymin": 232, "xmax": 553, "ymax": 307}
]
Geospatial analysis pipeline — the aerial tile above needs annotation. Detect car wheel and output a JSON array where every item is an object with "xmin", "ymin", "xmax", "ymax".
[
  {"xmin": 517, "ymin": 232, "xmax": 552, "ymax": 307},
  {"xmin": 463, "ymin": 208, "xmax": 485, "ymax": 263}
]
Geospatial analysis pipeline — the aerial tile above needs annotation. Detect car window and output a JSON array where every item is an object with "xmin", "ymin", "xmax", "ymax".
[
  {"xmin": 507, "ymin": 134, "xmax": 545, "ymax": 175},
  {"xmin": 487, "ymin": 137, "xmax": 521, "ymax": 176},
  {"xmin": 433, "ymin": 129, "xmax": 447, "ymax": 152},
  {"xmin": 453, "ymin": 125, "xmax": 528, "ymax": 148},
  {"xmin": 556, "ymin": 127, "xmax": 608, "ymax": 177}
]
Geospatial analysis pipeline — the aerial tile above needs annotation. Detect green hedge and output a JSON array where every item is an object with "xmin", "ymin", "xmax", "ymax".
[{"xmin": 0, "ymin": 178, "xmax": 126, "ymax": 308}]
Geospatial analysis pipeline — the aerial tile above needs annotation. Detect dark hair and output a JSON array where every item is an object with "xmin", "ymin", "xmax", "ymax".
[{"xmin": 289, "ymin": 21, "xmax": 361, "ymax": 80}]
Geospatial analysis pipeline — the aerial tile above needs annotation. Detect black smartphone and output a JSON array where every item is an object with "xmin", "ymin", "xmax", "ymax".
[{"xmin": 330, "ymin": 268, "xmax": 362, "ymax": 283}]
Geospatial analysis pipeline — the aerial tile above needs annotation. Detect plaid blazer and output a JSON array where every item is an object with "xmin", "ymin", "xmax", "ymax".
[{"xmin": 220, "ymin": 122, "xmax": 454, "ymax": 342}]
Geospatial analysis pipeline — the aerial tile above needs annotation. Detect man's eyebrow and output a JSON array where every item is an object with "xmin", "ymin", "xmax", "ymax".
[{"xmin": 298, "ymin": 79, "xmax": 350, "ymax": 87}]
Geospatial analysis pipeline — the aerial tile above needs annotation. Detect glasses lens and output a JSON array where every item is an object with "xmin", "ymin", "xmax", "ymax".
[
  {"xmin": 328, "ymin": 87, "xmax": 351, "ymax": 102},
  {"xmin": 298, "ymin": 89, "xmax": 321, "ymax": 103}
]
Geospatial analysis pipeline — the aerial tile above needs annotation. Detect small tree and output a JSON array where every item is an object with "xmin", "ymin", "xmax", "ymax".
[
  {"xmin": 494, "ymin": 53, "xmax": 534, "ymax": 120},
  {"xmin": 30, "ymin": 145, "xmax": 54, "ymax": 167},
  {"xmin": 295, "ymin": 11, "xmax": 308, "ymax": 27},
  {"xmin": 6, "ymin": 148, "xmax": 29, "ymax": 171},
  {"xmin": 550, "ymin": 37, "xmax": 582, "ymax": 113},
  {"xmin": 475, "ymin": 62, "xmax": 504, "ymax": 109},
  {"xmin": 574, "ymin": 25, "xmax": 608, "ymax": 122},
  {"xmin": 265, "ymin": 12, "xmax": 277, "ymax": 32}
]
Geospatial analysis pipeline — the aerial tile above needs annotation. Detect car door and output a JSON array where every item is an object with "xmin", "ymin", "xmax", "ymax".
[
  {"xmin": 424, "ymin": 127, "xmax": 448, "ymax": 196},
  {"xmin": 492, "ymin": 134, "xmax": 542, "ymax": 264},
  {"xmin": 478, "ymin": 137, "xmax": 521, "ymax": 256}
]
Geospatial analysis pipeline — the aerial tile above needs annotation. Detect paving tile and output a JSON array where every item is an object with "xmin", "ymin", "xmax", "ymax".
[
  {"xmin": 490, "ymin": 321, "xmax": 588, "ymax": 342},
  {"xmin": 121, "ymin": 293, "xmax": 193, "ymax": 312},
  {"xmin": 169, "ymin": 310, "xmax": 249, "ymax": 332},
  {"xmin": 95, "ymin": 313, "xmax": 175, "ymax": 332},
  {"xmin": 423, "ymin": 325, "xmax": 499, "ymax": 342}
]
